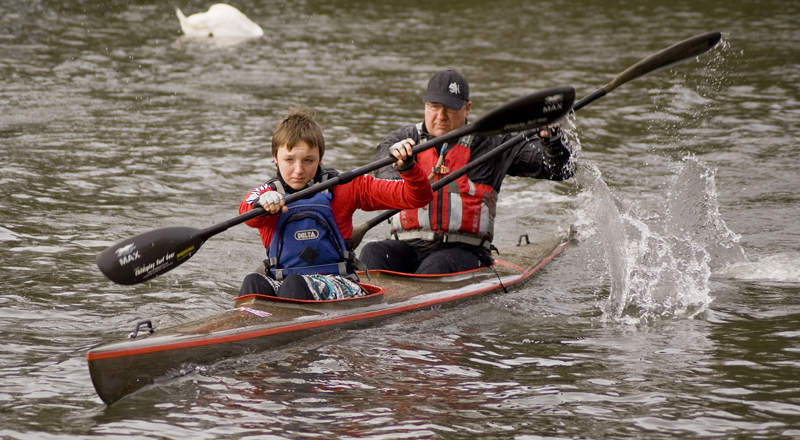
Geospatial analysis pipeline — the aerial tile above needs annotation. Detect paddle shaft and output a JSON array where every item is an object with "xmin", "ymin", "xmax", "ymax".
[
  {"xmin": 202, "ymin": 118, "xmax": 516, "ymax": 239},
  {"xmin": 351, "ymin": 31, "xmax": 722, "ymax": 248},
  {"xmin": 199, "ymin": 85, "xmax": 574, "ymax": 239}
]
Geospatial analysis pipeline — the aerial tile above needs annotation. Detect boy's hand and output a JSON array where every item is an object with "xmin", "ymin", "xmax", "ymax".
[
  {"xmin": 259, "ymin": 191, "xmax": 287, "ymax": 214},
  {"xmin": 390, "ymin": 138, "xmax": 416, "ymax": 172}
]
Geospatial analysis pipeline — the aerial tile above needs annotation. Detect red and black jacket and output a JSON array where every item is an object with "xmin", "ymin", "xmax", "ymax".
[{"xmin": 375, "ymin": 121, "xmax": 574, "ymax": 247}]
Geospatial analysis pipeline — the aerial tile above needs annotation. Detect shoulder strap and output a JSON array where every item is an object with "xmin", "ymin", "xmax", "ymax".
[
  {"xmin": 321, "ymin": 168, "xmax": 340, "ymax": 181},
  {"xmin": 266, "ymin": 170, "xmax": 336, "ymax": 197},
  {"xmin": 266, "ymin": 177, "xmax": 286, "ymax": 195},
  {"xmin": 415, "ymin": 122, "xmax": 431, "ymax": 143}
]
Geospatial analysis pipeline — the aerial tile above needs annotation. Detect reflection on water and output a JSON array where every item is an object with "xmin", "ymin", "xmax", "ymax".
[{"xmin": 1, "ymin": 0, "xmax": 800, "ymax": 437}]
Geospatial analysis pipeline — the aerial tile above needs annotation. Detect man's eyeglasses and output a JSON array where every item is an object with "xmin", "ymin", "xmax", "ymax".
[{"xmin": 425, "ymin": 102, "xmax": 464, "ymax": 115}]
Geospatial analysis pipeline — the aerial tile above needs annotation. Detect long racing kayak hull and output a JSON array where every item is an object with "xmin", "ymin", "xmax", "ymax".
[{"xmin": 87, "ymin": 230, "xmax": 572, "ymax": 405}]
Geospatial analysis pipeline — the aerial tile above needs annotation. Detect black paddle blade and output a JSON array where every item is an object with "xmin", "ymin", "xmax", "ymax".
[
  {"xmin": 606, "ymin": 31, "xmax": 722, "ymax": 93},
  {"xmin": 96, "ymin": 227, "xmax": 206, "ymax": 285},
  {"xmin": 573, "ymin": 31, "xmax": 722, "ymax": 111},
  {"xmin": 471, "ymin": 85, "xmax": 575, "ymax": 136}
]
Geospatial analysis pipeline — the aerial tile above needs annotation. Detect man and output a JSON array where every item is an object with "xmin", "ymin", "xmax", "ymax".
[{"xmin": 358, "ymin": 70, "xmax": 575, "ymax": 275}]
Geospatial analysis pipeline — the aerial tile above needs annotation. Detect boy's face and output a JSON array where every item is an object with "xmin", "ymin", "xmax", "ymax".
[{"xmin": 275, "ymin": 141, "xmax": 320, "ymax": 190}]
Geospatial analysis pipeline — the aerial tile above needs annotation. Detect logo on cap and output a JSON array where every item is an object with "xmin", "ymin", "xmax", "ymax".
[{"xmin": 449, "ymin": 82, "xmax": 460, "ymax": 95}]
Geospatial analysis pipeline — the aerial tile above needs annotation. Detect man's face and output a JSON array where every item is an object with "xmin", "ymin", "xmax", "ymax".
[
  {"xmin": 274, "ymin": 140, "xmax": 320, "ymax": 190},
  {"xmin": 424, "ymin": 101, "xmax": 472, "ymax": 137}
]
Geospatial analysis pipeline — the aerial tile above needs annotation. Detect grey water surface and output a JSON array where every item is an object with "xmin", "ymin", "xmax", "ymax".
[{"xmin": 1, "ymin": 0, "xmax": 799, "ymax": 438}]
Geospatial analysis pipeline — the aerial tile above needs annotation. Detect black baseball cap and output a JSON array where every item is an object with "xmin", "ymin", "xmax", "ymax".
[{"xmin": 423, "ymin": 70, "xmax": 469, "ymax": 110}]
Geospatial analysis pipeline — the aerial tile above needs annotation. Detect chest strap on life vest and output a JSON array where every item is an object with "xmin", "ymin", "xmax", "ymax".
[
  {"xmin": 418, "ymin": 123, "xmax": 474, "ymax": 178},
  {"xmin": 432, "ymin": 164, "xmax": 449, "ymax": 175},
  {"xmin": 393, "ymin": 230, "xmax": 492, "ymax": 250},
  {"xmin": 268, "ymin": 249, "xmax": 366, "ymax": 281}
]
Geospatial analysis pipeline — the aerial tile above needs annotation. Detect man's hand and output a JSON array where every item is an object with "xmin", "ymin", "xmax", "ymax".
[
  {"xmin": 389, "ymin": 138, "xmax": 416, "ymax": 172},
  {"xmin": 259, "ymin": 191, "xmax": 287, "ymax": 214},
  {"xmin": 539, "ymin": 124, "xmax": 563, "ymax": 143}
]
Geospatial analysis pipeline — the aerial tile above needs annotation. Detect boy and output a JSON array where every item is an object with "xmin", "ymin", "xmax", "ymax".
[{"xmin": 238, "ymin": 107, "xmax": 432, "ymax": 300}]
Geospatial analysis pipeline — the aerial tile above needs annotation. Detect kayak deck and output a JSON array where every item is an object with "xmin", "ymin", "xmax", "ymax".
[{"xmin": 87, "ymin": 231, "xmax": 571, "ymax": 405}]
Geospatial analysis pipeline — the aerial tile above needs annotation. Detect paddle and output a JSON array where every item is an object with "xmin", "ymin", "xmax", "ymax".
[
  {"xmin": 573, "ymin": 31, "xmax": 721, "ymax": 111},
  {"xmin": 97, "ymin": 85, "xmax": 576, "ymax": 285},
  {"xmin": 350, "ymin": 30, "xmax": 723, "ymax": 248}
]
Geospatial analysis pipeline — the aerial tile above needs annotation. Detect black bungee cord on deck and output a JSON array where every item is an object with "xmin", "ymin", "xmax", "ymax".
[{"xmin": 485, "ymin": 246, "xmax": 508, "ymax": 294}]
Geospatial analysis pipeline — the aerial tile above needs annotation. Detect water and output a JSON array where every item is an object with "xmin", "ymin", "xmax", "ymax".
[{"xmin": 2, "ymin": 0, "xmax": 800, "ymax": 437}]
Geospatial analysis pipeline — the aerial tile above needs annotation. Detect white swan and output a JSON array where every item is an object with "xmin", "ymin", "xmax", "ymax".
[{"xmin": 176, "ymin": 3, "xmax": 264, "ymax": 39}]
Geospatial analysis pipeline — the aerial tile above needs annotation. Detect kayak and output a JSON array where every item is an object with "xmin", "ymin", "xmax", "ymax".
[
  {"xmin": 88, "ymin": 230, "xmax": 571, "ymax": 404},
  {"xmin": 87, "ymin": 228, "xmax": 573, "ymax": 405}
]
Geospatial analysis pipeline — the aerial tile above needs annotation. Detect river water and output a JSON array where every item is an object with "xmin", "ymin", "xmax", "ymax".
[{"xmin": 2, "ymin": 0, "xmax": 799, "ymax": 438}]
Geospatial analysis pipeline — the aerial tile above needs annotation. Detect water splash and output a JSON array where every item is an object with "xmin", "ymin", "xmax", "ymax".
[
  {"xmin": 719, "ymin": 254, "xmax": 800, "ymax": 283},
  {"xmin": 648, "ymin": 35, "xmax": 741, "ymax": 150},
  {"xmin": 666, "ymin": 156, "xmax": 748, "ymax": 269},
  {"xmin": 576, "ymin": 156, "xmax": 743, "ymax": 323},
  {"xmin": 569, "ymin": 37, "xmax": 748, "ymax": 323}
]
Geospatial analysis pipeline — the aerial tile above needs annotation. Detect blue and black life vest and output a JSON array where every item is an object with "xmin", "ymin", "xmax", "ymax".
[{"xmin": 264, "ymin": 171, "xmax": 356, "ymax": 281}]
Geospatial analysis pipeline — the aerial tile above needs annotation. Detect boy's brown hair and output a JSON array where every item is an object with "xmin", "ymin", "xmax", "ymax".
[{"xmin": 271, "ymin": 107, "xmax": 325, "ymax": 158}]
